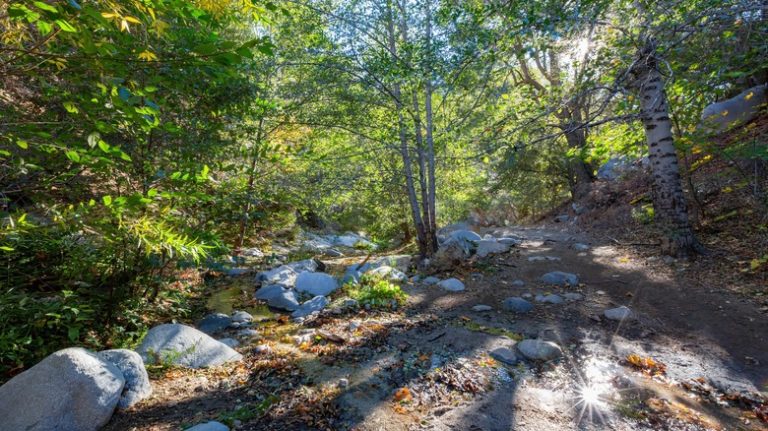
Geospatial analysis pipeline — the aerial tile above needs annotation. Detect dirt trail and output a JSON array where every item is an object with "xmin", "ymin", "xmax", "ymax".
[{"xmin": 106, "ymin": 225, "xmax": 768, "ymax": 431}]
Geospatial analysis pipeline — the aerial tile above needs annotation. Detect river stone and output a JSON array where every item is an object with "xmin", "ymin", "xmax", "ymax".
[
  {"xmin": 604, "ymin": 306, "xmax": 633, "ymax": 321},
  {"xmin": 516, "ymin": 339, "xmax": 563, "ymax": 361},
  {"xmin": 502, "ymin": 297, "xmax": 533, "ymax": 313},
  {"xmin": 187, "ymin": 421, "xmax": 230, "ymax": 431},
  {"xmin": 256, "ymin": 265, "xmax": 298, "ymax": 286},
  {"xmin": 449, "ymin": 229, "xmax": 482, "ymax": 242},
  {"xmin": 342, "ymin": 265, "xmax": 366, "ymax": 284},
  {"xmin": 285, "ymin": 258, "xmax": 319, "ymax": 273},
  {"xmin": 472, "ymin": 304, "xmax": 493, "ymax": 312},
  {"xmin": 254, "ymin": 284, "xmax": 300, "ymax": 311},
  {"xmin": 218, "ymin": 338, "xmax": 240, "ymax": 348},
  {"xmin": 295, "ymin": 271, "xmax": 339, "ymax": 296},
  {"xmin": 528, "ymin": 256, "xmax": 560, "ymax": 262},
  {"xmin": 701, "ymin": 84, "xmax": 768, "ymax": 132},
  {"xmin": 422, "ymin": 276, "xmax": 441, "ymax": 285},
  {"xmin": 476, "ymin": 239, "xmax": 510, "ymax": 257},
  {"xmin": 97, "ymin": 349, "xmax": 151, "ymax": 410},
  {"xmin": 541, "ymin": 271, "xmax": 579, "ymax": 286},
  {"xmin": 438, "ymin": 278, "xmax": 465, "ymax": 292},
  {"xmin": 490, "ymin": 347, "xmax": 519, "ymax": 365},
  {"xmin": 236, "ymin": 329, "xmax": 259, "ymax": 339},
  {"xmin": 535, "ymin": 294, "xmax": 564, "ymax": 304},
  {"xmin": 292, "ymin": 295, "xmax": 329, "ymax": 319},
  {"xmin": 231, "ymin": 310, "xmax": 253, "ymax": 323},
  {"xmin": 564, "ymin": 292, "xmax": 584, "ymax": 301},
  {"xmin": 0, "ymin": 347, "xmax": 125, "ymax": 431},
  {"xmin": 573, "ymin": 243, "xmax": 590, "ymax": 251},
  {"xmin": 511, "ymin": 279, "xmax": 526, "ymax": 287},
  {"xmin": 197, "ymin": 313, "xmax": 232, "ymax": 335},
  {"xmin": 136, "ymin": 324, "xmax": 242, "ymax": 368},
  {"xmin": 367, "ymin": 265, "xmax": 407, "ymax": 282},
  {"xmin": 498, "ymin": 237, "xmax": 523, "ymax": 246}
]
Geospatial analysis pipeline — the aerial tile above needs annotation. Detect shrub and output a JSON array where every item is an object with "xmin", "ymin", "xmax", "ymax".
[{"xmin": 345, "ymin": 274, "xmax": 407, "ymax": 309}]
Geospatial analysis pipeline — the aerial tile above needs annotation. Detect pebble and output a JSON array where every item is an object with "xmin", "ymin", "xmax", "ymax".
[
  {"xmin": 516, "ymin": 339, "xmax": 563, "ymax": 361},
  {"xmin": 535, "ymin": 294, "xmax": 564, "ymax": 304},
  {"xmin": 472, "ymin": 304, "xmax": 493, "ymax": 312},
  {"xmin": 527, "ymin": 256, "xmax": 561, "ymax": 262},
  {"xmin": 438, "ymin": 278, "xmax": 466, "ymax": 292},
  {"xmin": 502, "ymin": 297, "xmax": 534, "ymax": 313},
  {"xmin": 253, "ymin": 344, "xmax": 272, "ymax": 354},
  {"xmin": 511, "ymin": 279, "xmax": 525, "ymax": 287},
  {"xmin": 573, "ymin": 243, "xmax": 590, "ymax": 251},
  {"xmin": 563, "ymin": 292, "xmax": 584, "ymax": 301},
  {"xmin": 231, "ymin": 310, "xmax": 253, "ymax": 323},
  {"xmin": 236, "ymin": 329, "xmax": 259, "ymax": 339},
  {"xmin": 604, "ymin": 306, "xmax": 633, "ymax": 321},
  {"xmin": 490, "ymin": 347, "xmax": 519, "ymax": 365},
  {"xmin": 338, "ymin": 378, "xmax": 349, "ymax": 388},
  {"xmin": 540, "ymin": 271, "xmax": 579, "ymax": 286}
]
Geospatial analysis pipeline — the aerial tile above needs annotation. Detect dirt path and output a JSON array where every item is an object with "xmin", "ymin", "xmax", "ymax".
[{"xmin": 106, "ymin": 225, "xmax": 768, "ymax": 431}]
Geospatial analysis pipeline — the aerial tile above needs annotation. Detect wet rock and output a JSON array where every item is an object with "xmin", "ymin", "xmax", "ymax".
[
  {"xmin": 97, "ymin": 349, "xmax": 152, "ymax": 410},
  {"xmin": 490, "ymin": 347, "xmax": 519, "ymax": 365},
  {"xmin": 535, "ymin": 294, "xmax": 564, "ymax": 304},
  {"xmin": 254, "ymin": 284, "xmax": 300, "ymax": 311},
  {"xmin": 422, "ymin": 276, "xmax": 441, "ymax": 285},
  {"xmin": 0, "ymin": 347, "xmax": 125, "ymax": 431},
  {"xmin": 604, "ymin": 306, "xmax": 633, "ymax": 321},
  {"xmin": 472, "ymin": 304, "xmax": 493, "ymax": 312},
  {"xmin": 438, "ymin": 278, "xmax": 465, "ymax": 292},
  {"xmin": 502, "ymin": 297, "xmax": 533, "ymax": 313},
  {"xmin": 541, "ymin": 271, "xmax": 579, "ymax": 286},
  {"xmin": 476, "ymin": 239, "xmax": 510, "ymax": 258},
  {"xmin": 292, "ymin": 295, "xmax": 329, "ymax": 319},
  {"xmin": 197, "ymin": 313, "xmax": 232, "ymax": 335},
  {"xmin": 137, "ymin": 324, "xmax": 242, "ymax": 368},
  {"xmin": 516, "ymin": 339, "xmax": 563, "ymax": 361},
  {"xmin": 187, "ymin": 421, "xmax": 230, "ymax": 431},
  {"xmin": 218, "ymin": 338, "xmax": 240, "ymax": 348},
  {"xmin": 230, "ymin": 310, "xmax": 253, "ymax": 324},
  {"xmin": 295, "ymin": 272, "xmax": 339, "ymax": 296}
]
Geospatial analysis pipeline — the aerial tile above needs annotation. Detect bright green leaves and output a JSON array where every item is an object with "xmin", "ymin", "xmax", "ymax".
[
  {"xmin": 33, "ymin": 1, "xmax": 58, "ymax": 14},
  {"xmin": 63, "ymin": 101, "xmax": 79, "ymax": 114},
  {"xmin": 102, "ymin": 195, "xmax": 113, "ymax": 206},
  {"xmin": 16, "ymin": 140, "xmax": 29, "ymax": 149},
  {"xmin": 55, "ymin": 19, "xmax": 77, "ymax": 32},
  {"xmin": 65, "ymin": 150, "xmax": 80, "ymax": 162}
]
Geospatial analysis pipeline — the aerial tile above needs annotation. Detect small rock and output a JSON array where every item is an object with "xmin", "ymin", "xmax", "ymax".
[
  {"xmin": 348, "ymin": 321, "xmax": 361, "ymax": 332},
  {"xmin": 230, "ymin": 310, "xmax": 253, "ymax": 323},
  {"xmin": 521, "ymin": 292, "xmax": 533, "ymax": 299},
  {"xmin": 498, "ymin": 237, "xmax": 522, "ymax": 246},
  {"xmin": 563, "ymin": 292, "xmax": 584, "ymax": 301},
  {"xmin": 516, "ymin": 339, "xmax": 563, "ymax": 361},
  {"xmin": 604, "ymin": 306, "xmax": 633, "ymax": 321},
  {"xmin": 291, "ymin": 295, "xmax": 329, "ymax": 319},
  {"xmin": 490, "ymin": 347, "xmax": 519, "ymax": 365},
  {"xmin": 438, "ymin": 278, "xmax": 465, "ymax": 292},
  {"xmin": 554, "ymin": 214, "xmax": 569, "ymax": 223},
  {"xmin": 253, "ymin": 344, "xmax": 272, "ymax": 354},
  {"xmin": 342, "ymin": 298, "xmax": 359, "ymax": 309},
  {"xmin": 422, "ymin": 276, "xmax": 441, "ymax": 285},
  {"xmin": 527, "ymin": 256, "xmax": 561, "ymax": 262},
  {"xmin": 476, "ymin": 239, "xmax": 510, "ymax": 257},
  {"xmin": 187, "ymin": 421, "xmax": 230, "ymax": 431},
  {"xmin": 338, "ymin": 378, "xmax": 349, "ymax": 388},
  {"xmin": 511, "ymin": 279, "xmax": 525, "ymax": 287},
  {"xmin": 573, "ymin": 243, "xmax": 590, "ymax": 251},
  {"xmin": 472, "ymin": 304, "xmax": 493, "ymax": 312},
  {"xmin": 502, "ymin": 297, "xmax": 534, "ymax": 313},
  {"xmin": 218, "ymin": 338, "xmax": 240, "ymax": 348},
  {"xmin": 197, "ymin": 313, "xmax": 232, "ymax": 335},
  {"xmin": 536, "ymin": 294, "xmax": 564, "ymax": 304},
  {"xmin": 367, "ymin": 265, "xmax": 408, "ymax": 282},
  {"xmin": 137, "ymin": 324, "xmax": 242, "ymax": 368},
  {"xmin": 540, "ymin": 271, "xmax": 579, "ymax": 286}
]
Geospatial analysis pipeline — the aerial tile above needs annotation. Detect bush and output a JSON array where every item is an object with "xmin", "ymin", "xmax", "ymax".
[{"xmin": 345, "ymin": 274, "xmax": 407, "ymax": 309}]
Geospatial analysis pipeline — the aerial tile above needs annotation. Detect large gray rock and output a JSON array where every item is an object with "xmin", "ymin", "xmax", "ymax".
[
  {"xmin": 255, "ymin": 284, "xmax": 300, "ymax": 310},
  {"xmin": 368, "ymin": 255, "xmax": 412, "ymax": 272},
  {"xmin": 0, "ymin": 347, "xmax": 125, "ymax": 431},
  {"xmin": 230, "ymin": 310, "xmax": 253, "ymax": 323},
  {"xmin": 187, "ymin": 421, "xmax": 230, "ymax": 431},
  {"xmin": 292, "ymin": 295, "xmax": 329, "ymax": 319},
  {"xmin": 433, "ymin": 236, "xmax": 473, "ymax": 268},
  {"xmin": 516, "ymin": 339, "xmax": 563, "ymax": 361},
  {"xmin": 295, "ymin": 272, "xmax": 339, "ymax": 296},
  {"xmin": 196, "ymin": 313, "xmax": 232, "ymax": 335},
  {"xmin": 449, "ymin": 229, "xmax": 482, "ymax": 242},
  {"xmin": 502, "ymin": 297, "xmax": 534, "ymax": 313},
  {"xmin": 497, "ymin": 237, "xmax": 523, "ymax": 246},
  {"xmin": 97, "ymin": 349, "xmax": 151, "ymax": 410},
  {"xmin": 136, "ymin": 324, "xmax": 242, "ymax": 368},
  {"xmin": 256, "ymin": 265, "xmax": 298, "ymax": 286},
  {"xmin": 701, "ymin": 84, "xmax": 767, "ymax": 132},
  {"xmin": 475, "ymin": 239, "xmax": 510, "ymax": 258},
  {"xmin": 422, "ymin": 276, "xmax": 441, "ymax": 285},
  {"xmin": 490, "ymin": 347, "xmax": 519, "ymax": 365},
  {"xmin": 540, "ymin": 271, "xmax": 579, "ymax": 286},
  {"xmin": 342, "ymin": 265, "xmax": 365, "ymax": 285},
  {"xmin": 285, "ymin": 258, "xmax": 319, "ymax": 273},
  {"xmin": 438, "ymin": 278, "xmax": 465, "ymax": 292}
]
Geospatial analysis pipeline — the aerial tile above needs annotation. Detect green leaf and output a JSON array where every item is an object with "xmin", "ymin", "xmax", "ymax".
[
  {"xmin": 193, "ymin": 43, "xmax": 217, "ymax": 55},
  {"xmin": 147, "ymin": 188, "xmax": 158, "ymax": 197},
  {"xmin": 55, "ymin": 19, "xmax": 77, "ymax": 32},
  {"xmin": 65, "ymin": 150, "xmax": 80, "ymax": 162},
  {"xmin": 67, "ymin": 326, "xmax": 80, "ymax": 342},
  {"xmin": 119, "ymin": 151, "xmax": 132, "ymax": 161},
  {"xmin": 63, "ymin": 101, "xmax": 79, "ymax": 113},
  {"xmin": 34, "ymin": 1, "xmax": 58, "ymax": 13},
  {"xmin": 98, "ymin": 140, "xmax": 110, "ymax": 152},
  {"xmin": 102, "ymin": 195, "xmax": 112, "ymax": 206},
  {"xmin": 17, "ymin": 140, "xmax": 29, "ymax": 149},
  {"xmin": 0, "ymin": 246, "xmax": 14, "ymax": 252},
  {"xmin": 87, "ymin": 132, "xmax": 100, "ymax": 148}
]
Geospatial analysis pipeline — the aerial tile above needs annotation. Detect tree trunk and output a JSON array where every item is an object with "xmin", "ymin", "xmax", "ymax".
[
  {"xmin": 424, "ymin": 1, "xmax": 439, "ymax": 253},
  {"xmin": 234, "ymin": 117, "xmax": 265, "ymax": 253},
  {"xmin": 387, "ymin": 0, "xmax": 427, "ymax": 256},
  {"xmin": 634, "ymin": 40, "xmax": 700, "ymax": 257},
  {"xmin": 562, "ymin": 121, "xmax": 593, "ymax": 200}
]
